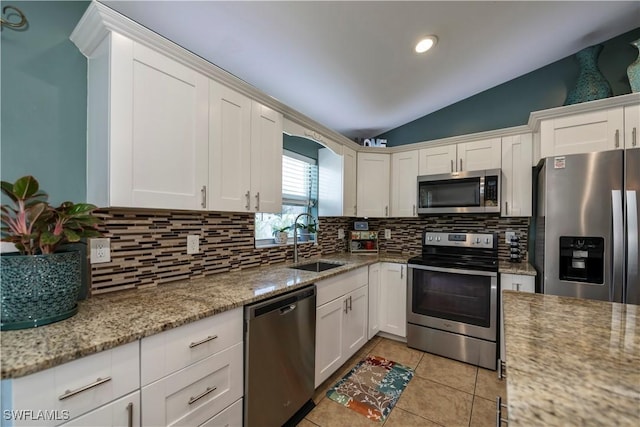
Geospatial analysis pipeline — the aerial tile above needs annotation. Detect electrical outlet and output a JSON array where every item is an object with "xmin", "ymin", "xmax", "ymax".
[
  {"xmin": 187, "ymin": 235, "xmax": 200, "ymax": 254},
  {"xmin": 505, "ymin": 231, "xmax": 516, "ymax": 244},
  {"xmin": 384, "ymin": 229, "xmax": 391, "ymax": 239},
  {"xmin": 338, "ymin": 229, "xmax": 345, "ymax": 239},
  {"xmin": 90, "ymin": 238, "xmax": 111, "ymax": 264}
]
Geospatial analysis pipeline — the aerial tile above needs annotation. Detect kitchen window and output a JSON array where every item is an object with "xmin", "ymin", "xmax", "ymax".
[{"xmin": 255, "ymin": 151, "xmax": 318, "ymax": 246}]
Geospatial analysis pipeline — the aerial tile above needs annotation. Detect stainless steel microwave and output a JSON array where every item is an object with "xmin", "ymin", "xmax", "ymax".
[{"xmin": 417, "ymin": 169, "xmax": 501, "ymax": 214}]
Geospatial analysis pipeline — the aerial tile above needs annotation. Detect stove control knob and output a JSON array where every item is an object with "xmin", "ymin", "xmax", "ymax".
[
  {"xmin": 436, "ymin": 236, "xmax": 441, "ymax": 242},
  {"xmin": 475, "ymin": 237, "xmax": 481, "ymax": 244},
  {"xmin": 427, "ymin": 236, "xmax": 433, "ymax": 241},
  {"xmin": 485, "ymin": 238, "xmax": 491, "ymax": 244}
]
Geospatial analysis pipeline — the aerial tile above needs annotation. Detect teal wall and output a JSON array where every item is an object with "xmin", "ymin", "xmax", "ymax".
[
  {"xmin": 378, "ymin": 27, "xmax": 640, "ymax": 146},
  {"xmin": 1, "ymin": 1, "xmax": 89, "ymax": 205},
  {"xmin": 283, "ymin": 135, "xmax": 322, "ymax": 161}
]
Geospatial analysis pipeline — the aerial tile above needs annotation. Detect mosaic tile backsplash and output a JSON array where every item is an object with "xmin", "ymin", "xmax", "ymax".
[{"xmin": 90, "ymin": 209, "xmax": 529, "ymax": 294}]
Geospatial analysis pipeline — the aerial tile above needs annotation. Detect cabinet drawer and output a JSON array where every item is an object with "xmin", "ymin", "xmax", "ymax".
[
  {"xmin": 141, "ymin": 342, "xmax": 243, "ymax": 427},
  {"xmin": 316, "ymin": 267, "xmax": 368, "ymax": 306},
  {"xmin": 199, "ymin": 398, "xmax": 242, "ymax": 427},
  {"xmin": 59, "ymin": 391, "xmax": 140, "ymax": 427},
  {"xmin": 141, "ymin": 308, "xmax": 242, "ymax": 385},
  {"xmin": 6, "ymin": 341, "xmax": 139, "ymax": 426}
]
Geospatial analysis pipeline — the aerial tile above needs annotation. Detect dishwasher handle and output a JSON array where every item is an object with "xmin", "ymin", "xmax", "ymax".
[{"xmin": 245, "ymin": 285, "xmax": 316, "ymax": 320}]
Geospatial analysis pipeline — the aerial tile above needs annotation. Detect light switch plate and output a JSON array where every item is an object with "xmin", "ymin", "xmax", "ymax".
[
  {"xmin": 90, "ymin": 238, "xmax": 111, "ymax": 264},
  {"xmin": 505, "ymin": 231, "xmax": 516, "ymax": 244},
  {"xmin": 384, "ymin": 229, "xmax": 391, "ymax": 239},
  {"xmin": 187, "ymin": 235, "xmax": 200, "ymax": 254},
  {"xmin": 338, "ymin": 229, "xmax": 345, "ymax": 239}
]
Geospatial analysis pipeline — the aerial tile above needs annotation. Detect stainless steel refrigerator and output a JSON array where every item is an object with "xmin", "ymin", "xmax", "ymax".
[{"xmin": 534, "ymin": 149, "xmax": 639, "ymax": 304}]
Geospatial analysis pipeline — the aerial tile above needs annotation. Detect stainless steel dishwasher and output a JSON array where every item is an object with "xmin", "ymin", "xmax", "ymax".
[{"xmin": 244, "ymin": 285, "xmax": 316, "ymax": 427}]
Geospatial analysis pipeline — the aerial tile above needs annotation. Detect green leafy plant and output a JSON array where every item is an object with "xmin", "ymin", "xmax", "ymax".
[
  {"xmin": 1, "ymin": 176, "xmax": 102, "ymax": 255},
  {"xmin": 272, "ymin": 225, "xmax": 291, "ymax": 235},
  {"xmin": 295, "ymin": 222, "xmax": 317, "ymax": 234}
]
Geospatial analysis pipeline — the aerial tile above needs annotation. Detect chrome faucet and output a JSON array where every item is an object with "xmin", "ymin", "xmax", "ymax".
[{"xmin": 293, "ymin": 212, "xmax": 317, "ymax": 264}]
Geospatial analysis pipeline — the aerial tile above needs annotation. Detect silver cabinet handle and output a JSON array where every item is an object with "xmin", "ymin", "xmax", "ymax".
[
  {"xmin": 344, "ymin": 298, "xmax": 349, "ymax": 314},
  {"xmin": 59, "ymin": 377, "xmax": 112, "ymax": 401},
  {"xmin": 189, "ymin": 335, "xmax": 218, "ymax": 348},
  {"xmin": 413, "ymin": 204, "xmax": 416, "ymax": 216},
  {"xmin": 450, "ymin": 159, "xmax": 454, "ymax": 173},
  {"xmin": 188, "ymin": 386, "xmax": 217, "ymax": 405},
  {"xmin": 353, "ymin": 205, "xmax": 357, "ymax": 216},
  {"xmin": 497, "ymin": 359, "xmax": 507, "ymax": 380},
  {"xmin": 615, "ymin": 129, "xmax": 620, "ymax": 148},
  {"xmin": 401, "ymin": 266, "xmax": 404, "ymax": 279},
  {"xmin": 633, "ymin": 127, "xmax": 637, "ymax": 147},
  {"xmin": 126, "ymin": 402, "xmax": 133, "ymax": 427},
  {"xmin": 255, "ymin": 191, "xmax": 260, "ymax": 211},
  {"xmin": 201, "ymin": 185, "xmax": 207, "ymax": 209},
  {"xmin": 505, "ymin": 201, "xmax": 509, "ymax": 215},
  {"xmin": 496, "ymin": 396, "xmax": 508, "ymax": 426},
  {"xmin": 385, "ymin": 206, "xmax": 388, "ymax": 217},
  {"xmin": 460, "ymin": 158, "xmax": 463, "ymax": 171},
  {"xmin": 245, "ymin": 191, "xmax": 251, "ymax": 210},
  {"xmin": 348, "ymin": 295, "xmax": 353, "ymax": 311},
  {"xmin": 515, "ymin": 283, "xmax": 521, "ymax": 291}
]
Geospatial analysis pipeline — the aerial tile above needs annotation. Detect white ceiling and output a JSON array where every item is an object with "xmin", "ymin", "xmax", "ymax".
[{"xmin": 102, "ymin": 1, "xmax": 640, "ymax": 140}]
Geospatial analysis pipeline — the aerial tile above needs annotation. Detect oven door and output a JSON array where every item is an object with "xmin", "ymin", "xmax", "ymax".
[{"xmin": 407, "ymin": 264, "xmax": 497, "ymax": 341}]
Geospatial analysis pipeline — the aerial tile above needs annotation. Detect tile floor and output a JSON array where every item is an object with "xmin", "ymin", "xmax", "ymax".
[{"xmin": 299, "ymin": 337, "xmax": 507, "ymax": 427}]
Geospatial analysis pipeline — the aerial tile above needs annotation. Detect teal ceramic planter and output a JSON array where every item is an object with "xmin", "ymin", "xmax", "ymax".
[
  {"xmin": 1, "ymin": 251, "xmax": 81, "ymax": 330},
  {"xmin": 565, "ymin": 44, "xmax": 612, "ymax": 105},
  {"xmin": 628, "ymin": 38, "xmax": 640, "ymax": 93}
]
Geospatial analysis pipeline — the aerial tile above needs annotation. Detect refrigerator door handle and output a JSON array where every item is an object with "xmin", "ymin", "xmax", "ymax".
[
  {"xmin": 627, "ymin": 190, "xmax": 638, "ymax": 288},
  {"xmin": 612, "ymin": 190, "xmax": 624, "ymax": 302}
]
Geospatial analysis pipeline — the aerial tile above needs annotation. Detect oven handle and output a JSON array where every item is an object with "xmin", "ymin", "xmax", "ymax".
[{"xmin": 407, "ymin": 264, "xmax": 497, "ymax": 277}]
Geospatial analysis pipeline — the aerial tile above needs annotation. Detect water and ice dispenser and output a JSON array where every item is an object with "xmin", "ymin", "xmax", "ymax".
[{"xmin": 558, "ymin": 237, "xmax": 605, "ymax": 284}]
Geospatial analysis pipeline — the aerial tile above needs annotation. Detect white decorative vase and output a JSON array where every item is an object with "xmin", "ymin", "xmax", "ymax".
[{"xmin": 274, "ymin": 232, "xmax": 288, "ymax": 245}]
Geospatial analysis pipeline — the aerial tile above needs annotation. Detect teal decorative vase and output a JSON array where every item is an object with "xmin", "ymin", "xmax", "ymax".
[
  {"xmin": 565, "ymin": 45, "xmax": 612, "ymax": 105},
  {"xmin": 628, "ymin": 38, "xmax": 640, "ymax": 93},
  {"xmin": 1, "ymin": 251, "xmax": 81, "ymax": 330}
]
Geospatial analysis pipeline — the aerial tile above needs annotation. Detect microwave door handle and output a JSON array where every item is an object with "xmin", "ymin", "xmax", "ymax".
[
  {"xmin": 627, "ymin": 190, "xmax": 639, "ymax": 297},
  {"xmin": 612, "ymin": 190, "xmax": 624, "ymax": 302}
]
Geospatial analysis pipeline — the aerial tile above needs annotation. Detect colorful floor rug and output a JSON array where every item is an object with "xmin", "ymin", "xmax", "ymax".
[{"xmin": 326, "ymin": 355, "xmax": 415, "ymax": 422}]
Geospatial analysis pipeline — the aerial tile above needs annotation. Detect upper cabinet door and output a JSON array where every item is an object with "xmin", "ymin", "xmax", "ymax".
[
  {"xmin": 624, "ymin": 104, "xmax": 640, "ymax": 149},
  {"xmin": 343, "ymin": 146, "xmax": 358, "ymax": 216},
  {"xmin": 98, "ymin": 37, "xmax": 209, "ymax": 210},
  {"xmin": 457, "ymin": 138, "xmax": 502, "ymax": 172},
  {"xmin": 208, "ymin": 81, "xmax": 252, "ymax": 212},
  {"xmin": 357, "ymin": 153, "xmax": 390, "ymax": 217},
  {"xmin": 391, "ymin": 150, "xmax": 419, "ymax": 217},
  {"xmin": 539, "ymin": 107, "xmax": 624, "ymax": 157},
  {"xmin": 250, "ymin": 102, "xmax": 283, "ymax": 213},
  {"xmin": 418, "ymin": 145, "xmax": 457, "ymax": 175},
  {"xmin": 501, "ymin": 133, "xmax": 533, "ymax": 217}
]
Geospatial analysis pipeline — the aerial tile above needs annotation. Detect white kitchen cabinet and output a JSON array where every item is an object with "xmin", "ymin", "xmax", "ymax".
[
  {"xmin": 209, "ymin": 82, "xmax": 283, "ymax": 213},
  {"xmin": 624, "ymin": 104, "xmax": 640, "ymax": 149},
  {"xmin": 81, "ymin": 33, "xmax": 209, "ymax": 210},
  {"xmin": 391, "ymin": 150, "xmax": 419, "ymax": 217},
  {"xmin": 418, "ymin": 138, "xmax": 501, "ymax": 175},
  {"xmin": 59, "ymin": 391, "xmax": 140, "ymax": 427},
  {"xmin": 315, "ymin": 267, "xmax": 369, "ymax": 387},
  {"xmin": 357, "ymin": 152, "xmax": 390, "ymax": 217},
  {"xmin": 539, "ymin": 107, "xmax": 624, "ymax": 157},
  {"xmin": 318, "ymin": 145, "xmax": 357, "ymax": 217},
  {"xmin": 368, "ymin": 263, "xmax": 381, "ymax": 339},
  {"xmin": 500, "ymin": 273, "xmax": 535, "ymax": 361},
  {"xmin": 501, "ymin": 133, "xmax": 533, "ymax": 217},
  {"xmin": 379, "ymin": 263, "xmax": 407, "ymax": 338},
  {"xmin": 199, "ymin": 398, "xmax": 242, "ymax": 427},
  {"xmin": 2, "ymin": 341, "xmax": 139, "ymax": 427}
]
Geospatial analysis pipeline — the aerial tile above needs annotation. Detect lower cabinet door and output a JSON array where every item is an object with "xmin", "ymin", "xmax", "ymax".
[
  {"xmin": 343, "ymin": 286, "xmax": 368, "ymax": 359},
  {"xmin": 199, "ymin": 398, "xmax": 242, "ymax": 427},
  {"xmin": 380, "ymin": 263, "xmax": 407, "ymax": 338},
  {"xmin": 141, "ymin": 342, "xmax": 243, "ymax": 427},
  {"xmin": 368, "ymin": 263, "xmax": 381, "ymax": 339},
  {"xmin": 59, "ymin": 391, "xmax": 140, "ymax": 427},
  {"xmin": 315, "ymin": 297, "xmax": 346, "ymax": 388}
]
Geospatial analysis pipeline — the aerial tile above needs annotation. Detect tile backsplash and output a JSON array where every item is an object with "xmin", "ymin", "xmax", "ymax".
[{"xmin": 90, "ymin": 209, "xmax": 528, "ymax": 294}]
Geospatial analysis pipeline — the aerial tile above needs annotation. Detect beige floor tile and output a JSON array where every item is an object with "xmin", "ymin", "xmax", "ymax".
[
  {"xmin": 383, "ymin": 407, "xmax": 442, "ymax": 427},
  {"xmin": 415, "ymin": 352, "xmax": 478, "ymax": 394},
  {"xmin": 474, "ymin": 368, "xmax": 507, "ymax": 401},
  {"xmin": 297, "ymin": 418, "xmax": 320, "ymax": 427},
  {"xmin": 470, "ymin": 396, "xmax": 497, "ymax": 427},
  {"xmin": 396, "ymin": 376, "xmax": 473, "ymax": 426},
  {"xmin": 305, "ymin": 396, "xmax": 382, "ymax": 427},
  {"xmin": 369, "ymin": 338, "xmax": 424, "ymax": 369}
]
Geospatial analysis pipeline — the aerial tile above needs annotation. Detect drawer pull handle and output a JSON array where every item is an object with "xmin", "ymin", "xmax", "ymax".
[
  {"xmin": 59, "ymin": 376, "xmax": 112, "ymax": 401},
  {"xmin": 496, "ymin": 396, "xmax": 509, "ymax": 426},
  {"xmin": 497, "ymin": 359, "xmax": 507, "ymax": 380},
  {"xmin": 126, "ymin": 402, "xmax": 133, "ymax": 427},
  {"xmin": 189, "ymin": 335, "xmax": 218, "ymax": 348},
  {"xmin": 188, "ymin": 386, "xmax": 217, "ymax": 405}
]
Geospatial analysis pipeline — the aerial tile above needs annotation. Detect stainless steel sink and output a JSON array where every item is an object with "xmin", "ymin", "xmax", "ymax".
[{"xmin": 290, "ymin": 261, "xmax": 345, "ymax": 272}]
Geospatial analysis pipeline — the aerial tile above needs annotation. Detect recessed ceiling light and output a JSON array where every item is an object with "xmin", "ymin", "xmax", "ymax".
[{"xmin": 415, "ymin": 36, "xmax": 438, "ymax": 54}]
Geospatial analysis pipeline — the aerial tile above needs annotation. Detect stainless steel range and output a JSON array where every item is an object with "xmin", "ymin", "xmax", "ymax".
[{"xmin": 407, "ymin": 231, "xmax": 498, "ymax": 370}]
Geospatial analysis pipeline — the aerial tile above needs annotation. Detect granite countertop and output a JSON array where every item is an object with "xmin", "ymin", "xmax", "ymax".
[
  {"xmin": 0, "ymin": 252, "xmax": 410, "ymax": 380},
  {"xmin": 498, "ymin": 261, "xmax": 537, "ymax": 276},
  {"xmin": 503, "ymin": 291, "xmax": 640, "ymax": 426}
]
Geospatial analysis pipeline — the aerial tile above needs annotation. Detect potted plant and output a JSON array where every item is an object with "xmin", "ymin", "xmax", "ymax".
[
  {"xmin": 1, "ymin": 176, "xmax": 102, "ymax": 330},
  {"xmin": 295, "ymin": 221, "xmax": 317, "ymax": 242},
  {"xmin": 272, "ymin": 225, "xmax": 291, "ymax": 245}
]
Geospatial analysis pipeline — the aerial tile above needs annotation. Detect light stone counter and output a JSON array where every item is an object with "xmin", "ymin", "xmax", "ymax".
[
  {"xmin": 0, "ymin": 252, "xmax": 410, "ymax": 379},
  {"xmin": 498, "ymin": 261, "xmax": 537, "ymax": 276},
  {"xmin": 503, "ymin": 291, "xmax": 640, "ymax": 426}
]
